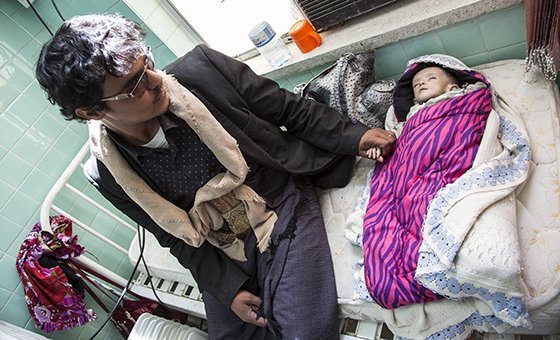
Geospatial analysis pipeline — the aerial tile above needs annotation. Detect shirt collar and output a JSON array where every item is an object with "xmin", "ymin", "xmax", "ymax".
[{"xmin": 107, "ymin": 112, "xmax": 179, "ymax": 161}]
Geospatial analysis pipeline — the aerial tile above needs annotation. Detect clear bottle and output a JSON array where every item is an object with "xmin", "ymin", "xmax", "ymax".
[{"xmin": 248, "ymin": 21, "xmax": 291, "ymax": 69}]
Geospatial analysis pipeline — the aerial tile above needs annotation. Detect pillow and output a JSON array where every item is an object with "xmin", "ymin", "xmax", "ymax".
[{"xmin": 294, "ymin": 51, "xmax": 395, "ymax": 128}]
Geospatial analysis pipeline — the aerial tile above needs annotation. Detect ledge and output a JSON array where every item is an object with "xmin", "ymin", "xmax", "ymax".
[{"xmin": 245, "ymin": 0, "xmax": 522, "ymax": 79}]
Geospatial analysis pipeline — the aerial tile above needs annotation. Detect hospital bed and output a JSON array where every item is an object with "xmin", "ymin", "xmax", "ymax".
[{"xmin": 40, "ymin": 59, "xmax": 560, "ymax": 338}]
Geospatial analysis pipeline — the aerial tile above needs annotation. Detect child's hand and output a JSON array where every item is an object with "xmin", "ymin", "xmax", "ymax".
[
  {"xmin": 366, "ymin": 147, "xmax": 384, "ymax": 162},
  {"xmin": 358, "ymin": 128, "xmax": 396, "ymax": 160}
]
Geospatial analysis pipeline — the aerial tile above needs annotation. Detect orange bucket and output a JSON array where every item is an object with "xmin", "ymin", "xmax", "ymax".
[{"xmin": 289, "ymin": 19, "xmax": 322, "ymax": 53}]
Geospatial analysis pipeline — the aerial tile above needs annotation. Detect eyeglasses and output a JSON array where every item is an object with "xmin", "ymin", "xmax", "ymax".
[{"xmin": 100, "ymin": 51, "xmax": 154, "ymax": 102}]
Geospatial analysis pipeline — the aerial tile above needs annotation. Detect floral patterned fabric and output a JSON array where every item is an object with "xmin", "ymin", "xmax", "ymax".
[{"xmin": 15, "ymin": 215, "xmax": 96, "ymax": 332}]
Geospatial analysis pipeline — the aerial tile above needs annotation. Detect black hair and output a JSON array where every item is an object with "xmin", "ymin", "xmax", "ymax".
[{"xmin": 35, "ymin": 14, "xmax": 148, "ymax": 122}]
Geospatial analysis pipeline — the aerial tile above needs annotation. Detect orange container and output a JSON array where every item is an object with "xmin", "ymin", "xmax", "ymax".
[{"xmin": 289, "ymin": 19, "xmax": 322, "ymax": 53}]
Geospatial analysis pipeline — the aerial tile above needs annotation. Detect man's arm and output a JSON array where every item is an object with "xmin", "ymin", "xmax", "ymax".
[{"xmin": 83, "ymin": 156, "xmax": 249, "ymax": 307}]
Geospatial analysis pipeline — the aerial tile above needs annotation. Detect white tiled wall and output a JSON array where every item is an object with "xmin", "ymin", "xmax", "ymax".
[{"xmin": 124, "ymin": 0, "xmax": 201, "ymax": 57}]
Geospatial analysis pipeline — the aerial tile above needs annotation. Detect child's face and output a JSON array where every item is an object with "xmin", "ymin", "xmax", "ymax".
[{"xmin": 412, "ymin": 66, "xmax": 456, "ymax": 103}]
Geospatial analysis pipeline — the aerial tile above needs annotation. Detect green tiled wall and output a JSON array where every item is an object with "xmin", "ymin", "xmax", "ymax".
[
  {"xmin": 278, "ymin": 5, "xmax": 528, "ymax": 89},
  {"xmin": 0, "ymin": 0, "xmax": 176, "ymax": 339}
]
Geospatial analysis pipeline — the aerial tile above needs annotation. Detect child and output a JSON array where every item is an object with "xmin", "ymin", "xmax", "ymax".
[{"xmin": 361, "ymin": 54, "xmax": 492, "ymax": 309}]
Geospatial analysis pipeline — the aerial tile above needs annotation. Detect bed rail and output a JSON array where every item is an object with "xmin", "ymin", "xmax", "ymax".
[{"xmin": 38, "ymin": 141, "xmax": 206, "ymax": 317}]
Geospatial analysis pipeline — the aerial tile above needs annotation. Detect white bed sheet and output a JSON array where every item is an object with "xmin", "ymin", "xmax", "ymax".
[{"xmin": 129, "ymin": 59, "xmax": 560, "ymax": 335}]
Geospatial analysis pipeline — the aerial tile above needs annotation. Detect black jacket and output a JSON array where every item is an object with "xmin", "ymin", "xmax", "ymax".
[{"xmin": 84, "ymin": 44, "xmax": 368, "ymax": 307}]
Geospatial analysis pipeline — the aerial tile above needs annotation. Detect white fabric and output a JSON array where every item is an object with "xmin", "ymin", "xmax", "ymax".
[{"xmin": 141, "ymin": 125, "xmax": 168, "ymax": 149}]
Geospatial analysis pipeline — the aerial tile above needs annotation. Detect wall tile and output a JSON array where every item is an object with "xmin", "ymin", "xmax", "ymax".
[
  {"xmin": 6, "ymin": 94, "xmax": 44, "ymax": 128},
  {"xmin": 308, "ymin": 63, "xmax": 331, "ymax": 77},
  {"xmin": 437, "ymin": 19, "xmax": 487, "ymax": 58},
  {"xmin": 110, "ymin": 224, "xmax": 135, "ymax": 250},
  {"xmin": 0, "ymin": 180, "xmax": 15, "ymax": 209},
  {"xmin": 52, "ymin": 126, "xmax": 87, "ymax": 157},
  {"xmin": 34, "ymin": 29, "xmax": 52, "ymax": 45},
  {"xmin": 285, "ymin": 70, "xmax": 314, "ymax": 89},
  {"xmin": 400, "ymin": 31, "xmax": 446, "ymax": 60},
  {"xmin": 0, "ymin": 1, "xmax": 22, "ymax": 19},
  {"xmin": 0, "ymin": 287, "xmax": 10, "ymax": 310},
  {"xmin": 98, "ymin": 246, "xmax": 125, "ymax": 272},
  {"xmin": 19, "ymin": 168, "xmax": 55, "ymax": 203},
  {"xmin": 276, "ymin": 78, "xmax": 292, "ymax": 90},
  {"xmin": 36, "ymin": 147, "xmax": 67, "ymax": 178},
  {"xmin": 1, "ymin": 56, "xmax": 35, "ymax": 92},
  {"xmin": 30, "ymin": 112, "xmax": 67, "ymax": 145},
  {"xmin": 152, "ymin": 45, "xmax": 178, "ymax": 69},
  {"xmin": 0, "ymin": 146, "xmax": 6, "ymax": 161},
  {"xmin": 23, "ymin": 82, "xmax": 50, "ymax": 109},
  {"xmin": 111, "ymin": 1, "xmax": 138, "ymax": 21},
  {"xmin": 115, "ymin": 259, "xmax": 135, "ymax": 280},
  {"xmin": 50, "ymin": 187, "xmax": 78, "ymax": 213},
  {"xmin": 12, "ymin": 131, "xmax": 49, "ymax": 165},
  {"xmin": 68, "ymin": 200, "xmax": 101, "ymax": 228},
  {"xmin": 31, "ymin": 0, "xmax": 61, "ymax": 27},
  {"xmin": 79, "ymin": 235, "xmax": 108, "ymax": 260},
  {"xmin": 0, "ymin": 152, "xmax": 32, "ymax": 189},
  {"xmin": 68, "ymin": 120, "xmax": 88, "ymax": 136},
  {"xmin": 0, "ymin": 18, "xmax": 33, "ymax": 54},
  {"xmin": 0, "ymin": 81, "xmax": 20, "ymax": 112},
  {"xmin": 0, "ymin": 254, "xmax": 20, "ymax": 291},
  {"xmin": 0, "ymin": 215, "xmax": 22, "ymax": 253},
  {"xmin": 67, "ymin": 170, "xmax": 92, "ymax": 194},
  {"xmin": 25, "ymin": 317, "xmax": 51, "ymax": 336},
  {"xmin": 19, "ymin": 39, "xmax": 42, "ymax": 64},
  {"xmin": 1, "ymin": 191, "xmax": 39, "ymax": 227},
  {"xmin": 478, "ymin": 5, "xmax": 526, "ymax": 50},
  {"xmin": 125, "ymin": 0, "xmax": 158, "ymax": 19},
  {"xmin": 0, "ymin": 113, "xmax": 26, "ymax": 150},
  {"xmin": 0, "ymin": 37, "xmax": 15, "ymax": 69},
  {"xmin": 49, "ymin": 323, "xmax": 86, "ymax": 340},
  {"xmin": 77, "ymin": 324, "xmax": 108, "ymax": 340},
  {"xmin": 146, "ymin": 6, "xmax": 178, "ymax": 42},
  {"xmin": 6, "ymin": 227, "xmax": 30, "ymax": 257},
  {"xmin": 374, "ymin": 42, "xmax": 409, "ymax": 79},
  {"xmin": 165, "ymin": 28, "xmax": 198, "ymax": 57},
  {"xmin": 91, "ymin": 211, "xmax": 120, "ymax": 237},
  {"xmin": 489, "ymin": 42, "xmax": 527, "ymax": 62},
  {"xmin": 65, "ymin": 0, "xmax": 120, "ymax": 16},
  {"xmin": 0, "ymin": 293, "xmax": 29, "ymax": 328},
  {"xmin": 461, "ymin": 52, "xmax": 492, "ymax": 68},
  {"xmin": 12, "ymin": 6, "xmax": 45, "ymax": 37}
]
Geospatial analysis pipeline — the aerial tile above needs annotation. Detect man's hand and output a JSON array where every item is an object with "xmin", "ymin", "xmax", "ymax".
[
  {"xmin": 358, "ymin": 128, "xmax": 396, "ymax": 162},
  {"xmin": 230, "ymin": 290, "xmax": 268, "ymax": 327}
]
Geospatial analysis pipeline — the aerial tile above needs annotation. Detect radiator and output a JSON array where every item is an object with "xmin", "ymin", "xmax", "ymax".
[
  {"xmin": 294, "ymin": 0, "xmax": 399, "ymax": 32},
  {"xmin": 129, "ymin": 313, "xmax": 208, "ymax": 340}
]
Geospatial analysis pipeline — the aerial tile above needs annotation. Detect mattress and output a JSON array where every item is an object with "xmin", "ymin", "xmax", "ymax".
[{"xmin": 129, "ymin": 59, "xmax": 560, "ymax": 335}]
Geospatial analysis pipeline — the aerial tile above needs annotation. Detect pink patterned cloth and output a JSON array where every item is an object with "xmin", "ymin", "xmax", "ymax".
[{"xmin": 15, "ymin": 216, "xmax": 96, "ymax": 332}]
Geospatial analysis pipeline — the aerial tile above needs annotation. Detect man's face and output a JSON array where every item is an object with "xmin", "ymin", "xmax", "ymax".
[
  {"xmin": 77, "ymin": 53, "xmax": 170, "ymax": 134},
  {"xmin": 412, "ymin": 66, "xmax": 455, "ymax": 103}
]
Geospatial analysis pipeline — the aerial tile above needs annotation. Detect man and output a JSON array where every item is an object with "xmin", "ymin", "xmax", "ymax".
[{"xmin": 36, "ymin": 14, "xmax": 395, "ymax": 339}]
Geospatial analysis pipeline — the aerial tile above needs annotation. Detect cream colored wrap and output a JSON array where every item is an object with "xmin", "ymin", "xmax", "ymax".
[{"xmin": 88, "ymin": 70, "xmax": 276, "ymax": 261}]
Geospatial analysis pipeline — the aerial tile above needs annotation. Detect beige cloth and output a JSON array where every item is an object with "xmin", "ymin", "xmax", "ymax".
[{"xmin": 88, "ymin": 70, "xmax": 276, "ymax": 261}]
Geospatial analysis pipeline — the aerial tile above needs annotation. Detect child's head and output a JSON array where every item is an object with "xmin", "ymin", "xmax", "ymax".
[
  {"xmin": 392, "ymin": 54, "xmax": 487, "ymax": 122},
  {"xmin": 412, "ymin": 66, "xmax": 459, "ymax": 103}
]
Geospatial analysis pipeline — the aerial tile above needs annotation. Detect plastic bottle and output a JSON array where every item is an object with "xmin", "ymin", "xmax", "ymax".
[{"xmin": 248, "ymin": 21, "xmax": 291, "ymax": 69}]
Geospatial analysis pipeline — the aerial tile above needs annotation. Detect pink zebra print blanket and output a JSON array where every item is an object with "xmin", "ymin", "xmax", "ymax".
[{"xmin": 362, "ymin": 62, "xmax": 492, "ymax": 309}]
